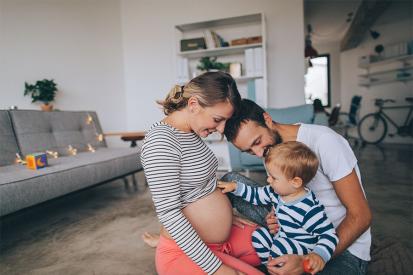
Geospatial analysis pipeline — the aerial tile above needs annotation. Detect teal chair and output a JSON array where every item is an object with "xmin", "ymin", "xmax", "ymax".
[{"xmin": 227, "ymin": 104, "xmax": 314, "ymax": 171}]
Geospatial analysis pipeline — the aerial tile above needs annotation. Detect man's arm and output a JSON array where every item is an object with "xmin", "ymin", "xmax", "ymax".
[{"xmin": 332, "ymin": 169, "xmax": 372, "ymax": 256}]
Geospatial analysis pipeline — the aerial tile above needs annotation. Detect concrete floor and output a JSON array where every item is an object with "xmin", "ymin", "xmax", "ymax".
[{"xmin": 0, "ymin": 143, "xmax": 412, "ymax": 274}]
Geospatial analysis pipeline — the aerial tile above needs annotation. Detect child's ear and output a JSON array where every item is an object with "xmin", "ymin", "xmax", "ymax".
[{"xmin": 290, "ymin": 177, "xmax": 303, "ymax": 188}]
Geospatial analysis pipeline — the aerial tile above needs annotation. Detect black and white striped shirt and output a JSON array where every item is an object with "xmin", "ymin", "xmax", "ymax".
[{"xmin": 141, "ymin": 122, "xmax": 221, "ymax": 274}]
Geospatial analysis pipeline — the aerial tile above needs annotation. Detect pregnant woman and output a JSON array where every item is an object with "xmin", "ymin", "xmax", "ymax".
[{"xmin": 141, "ymin": 72, "xmax": 263, "ymax": 275}]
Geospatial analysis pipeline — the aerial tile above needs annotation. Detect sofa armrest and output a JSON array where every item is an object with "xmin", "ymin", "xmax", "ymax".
[{"xmin": 104, "ymin": 131, "xmax": 146, "ymax": 148}]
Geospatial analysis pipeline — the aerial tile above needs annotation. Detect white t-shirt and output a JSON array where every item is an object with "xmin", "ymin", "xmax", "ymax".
[{"xmin": 296, "ymin": 123, "xmax": 371, "ymax": 261}]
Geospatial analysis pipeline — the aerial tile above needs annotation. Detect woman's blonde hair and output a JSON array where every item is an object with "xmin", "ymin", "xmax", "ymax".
[
  {"xmin": 265, "ymin": 141, "xmax": 319, "ymax": 185},
  {"xmin": 158, "ymin": 71, "xmax": 241, "ymax": 115}
]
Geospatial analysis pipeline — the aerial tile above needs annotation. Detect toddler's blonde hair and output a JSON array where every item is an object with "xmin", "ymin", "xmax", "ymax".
[{"xmin": 265, "ymin": 141, "xmax": 319, "ymax": 185}]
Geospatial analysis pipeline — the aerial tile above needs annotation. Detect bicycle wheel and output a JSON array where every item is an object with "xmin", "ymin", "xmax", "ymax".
[{"xmin": 358, "ymin": 113, "xmax": 387, "ymax": 144}]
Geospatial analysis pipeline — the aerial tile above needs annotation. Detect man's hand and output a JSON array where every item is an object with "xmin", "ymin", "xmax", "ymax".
[
  {"xmin": 217, "ymin": 180, "xmax": 237, "ymax": 193},
  {"xmin": 303, "ymin": 253, "xmax": 325, "ymax": 275},
  {"xmin": 267, "ymin": 254, "xmax": 304, "ymax": 275},
  {"xmin": 232, "ymin": 215, "xmax": 257, "ymax": 229},
  {"xmin": 265, "ymin": 209, "xmax": 279, "ymax": 234}
]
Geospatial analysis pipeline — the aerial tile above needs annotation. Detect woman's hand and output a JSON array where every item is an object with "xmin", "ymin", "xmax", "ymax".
[
  {"xmin": 214, "ymin": 264, "xmax": 245, "ymax": 275},
  {"xmin": 232, "ymin": 215, "xmax": 257, "ymax": 229},
  {"xmin": 217, "ymin": 180, "xmax": 237, "ymax": 193},
  {"xmin": 303, "ymin": 253, "xmax": 325, "ymax": 275},
  {"xmin": 265, "ymin": 209, "xmax": 279, "ymax": 234}
]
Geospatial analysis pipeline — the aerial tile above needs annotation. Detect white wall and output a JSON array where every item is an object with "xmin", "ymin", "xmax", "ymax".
[
  {"xmin": 340, "ymin": 4, "xmax": 413, "ymax": 143},
  {"xmin": 1, "ymin": 0, "xmax": 306, "ymax": 137},
  {"xmin": 121, "ymin": 0, "xmax": 305, "ymax": 131},
  {"xmin": 0, "ymin": 0, "xmax": 127, "ymax": 146}
]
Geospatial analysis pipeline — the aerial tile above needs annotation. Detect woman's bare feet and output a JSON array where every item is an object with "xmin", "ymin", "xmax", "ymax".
[{"xmin": 141, "ymin": 232, "xmax": 160, "ymax": 248}]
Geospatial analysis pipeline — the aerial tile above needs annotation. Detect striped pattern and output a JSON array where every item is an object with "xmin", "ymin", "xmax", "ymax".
[
  {"xmin": 233, "ymin": 183, "xmax": 338, "ymax": 264},
  {"xmin": 141, "ymin": 122, "xmax": 221, "ymax": 274}
]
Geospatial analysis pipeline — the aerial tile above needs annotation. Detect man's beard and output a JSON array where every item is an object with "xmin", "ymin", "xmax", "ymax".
[
  {"xmin": 263, "ymin": 130, "xmax": 283, "ymax": 157},
  {"xmin": 273, "ymin": 130, "xmax": 283, "ymax": 145}
]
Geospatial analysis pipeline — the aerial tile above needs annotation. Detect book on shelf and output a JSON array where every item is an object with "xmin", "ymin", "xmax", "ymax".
[
  {"xmin": 210, "ymin": 31, "xmax": 228, "ymax": 48},
  {"xmin": 254, "ymin": 78, "xmax": 266, "ymax": 107},
  {"xmin": 204, "ymin": 30, "xmax": 215, "ymax": 49},
  {"xmin": 254, "ymin": 47, "xmax": 263, "ymax": 76},
  {"xmin": 210, "ymin": 31, "xmax": 220, "ymax": 48},
  {"xmin": 244, "ymin": 47, "xmax": 263, "ymax": 77},
  {"xmin": 177, "ymin": 57, "xmax": 189, "ymax": 84},
  {"xmin": 245, "ymin": 48, "xmax": 255, "ymax": 77}
]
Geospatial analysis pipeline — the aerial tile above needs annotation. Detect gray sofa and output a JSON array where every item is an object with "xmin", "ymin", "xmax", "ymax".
[{"xmin": 0, "ymin": 110, "xmax": 142, "ymax": 216}]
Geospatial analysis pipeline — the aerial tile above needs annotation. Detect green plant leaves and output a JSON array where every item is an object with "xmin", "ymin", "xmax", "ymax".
[
  {"xmin": 197, "ymin": 57, "xmax": 229, "ymax": 72},
  {"xmin": 24, "ymin": 79, "xmax": 58, "ymax": 104}
]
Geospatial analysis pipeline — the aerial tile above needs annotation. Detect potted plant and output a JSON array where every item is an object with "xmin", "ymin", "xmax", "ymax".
[
  {"xmin": 197, "ymin": 57, "xmax": 229, "ymax": 72},
  {"xmin": 24, "ymin": 79, "xmax": 58, "ymax": 111}
]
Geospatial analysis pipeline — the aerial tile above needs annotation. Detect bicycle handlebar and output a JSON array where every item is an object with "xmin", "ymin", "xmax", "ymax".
[{"xmin": 374, "ymin": 98, "xmax": 396, "ymax": 106}]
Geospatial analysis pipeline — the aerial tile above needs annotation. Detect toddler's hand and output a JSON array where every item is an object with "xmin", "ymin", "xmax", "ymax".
[
  {"xmin": 303, "ymin": 253, "xmax": 325, "ymax": 274},
  {"xmin": 217, "ymin": 180, "xmax": 237, "ymax": 193}
]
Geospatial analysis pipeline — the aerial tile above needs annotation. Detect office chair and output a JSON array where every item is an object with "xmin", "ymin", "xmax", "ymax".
[{"xmin": 334, "ymin": 96, "xmax": 362, "ymax": 145}]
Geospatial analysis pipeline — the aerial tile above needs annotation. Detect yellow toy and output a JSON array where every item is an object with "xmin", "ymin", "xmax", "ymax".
[{"xmin": 26, "ymin": 152, "xmax": 48, "ymax": 170}]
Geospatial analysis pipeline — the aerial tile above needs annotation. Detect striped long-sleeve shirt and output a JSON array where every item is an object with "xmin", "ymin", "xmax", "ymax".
[
  {"xmin": 140, "ymin": 122, "xmax": 221, "ymax": 274},
  {"xmin": 233, "ymin": 183, "xmax": 338, "ymax": 263}
]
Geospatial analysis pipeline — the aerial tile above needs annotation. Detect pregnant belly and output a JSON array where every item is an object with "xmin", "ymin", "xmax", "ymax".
[{"xmin": 180, "ymin": 188, "xmax": 233, "ymax": 243}]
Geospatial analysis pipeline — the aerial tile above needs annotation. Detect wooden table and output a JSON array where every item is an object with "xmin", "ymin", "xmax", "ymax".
[{"xmin": 104, "ymin": 131, "xmax": 146, "ymax": 147}]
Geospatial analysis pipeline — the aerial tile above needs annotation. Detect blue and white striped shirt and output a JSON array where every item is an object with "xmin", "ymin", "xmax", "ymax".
[{"xmin": 233, "ymin": 183, "xmax": 338, "ymax": 263}]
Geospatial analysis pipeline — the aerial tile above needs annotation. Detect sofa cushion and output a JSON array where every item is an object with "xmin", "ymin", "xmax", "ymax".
[
  {"xmin": 267, "ymin": 104, "xmax": 314, "ymax": 124},
  {"xmin": 0, "ymin": 111, "xmax": 20, "ymax": 167},
  {"xmin": 9, "ymin": 110, "xmax": 107, "ymax": 157},
  {"xmin": 0, "ymin": 147, "xmax": 141, "ymax": 216}
]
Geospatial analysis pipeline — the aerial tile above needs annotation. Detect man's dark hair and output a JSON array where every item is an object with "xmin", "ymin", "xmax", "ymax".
[{"xmin": 224, "ymin": 99, "xmax": 268, "ymax": 142}]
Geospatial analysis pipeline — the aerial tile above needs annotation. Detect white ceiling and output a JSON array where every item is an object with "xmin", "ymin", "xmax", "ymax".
[
  {"xmin": 304, "ymin": 0, "xmax": 413, "ymax": 44},
  {"xmin": 304, "ymin": 0, "xmax": 361, "ymax": 43}
]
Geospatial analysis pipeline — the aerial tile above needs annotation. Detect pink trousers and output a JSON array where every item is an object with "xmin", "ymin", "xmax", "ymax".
[{"xmin": 155, "ymin": 224, "xmax": 264, "ymax": 275}]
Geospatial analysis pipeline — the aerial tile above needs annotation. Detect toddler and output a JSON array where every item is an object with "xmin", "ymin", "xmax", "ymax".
[{"xmin": 218, "ymin": 141, "xmax": 339, "ymax": 274}]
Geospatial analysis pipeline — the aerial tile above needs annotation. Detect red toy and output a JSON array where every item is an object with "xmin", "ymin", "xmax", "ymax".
[{"xmin": 303, "ymin": 258, "xmax": 312, "ymax": 274}]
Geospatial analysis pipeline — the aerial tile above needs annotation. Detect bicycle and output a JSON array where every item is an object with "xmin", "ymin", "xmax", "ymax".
[{"xmin": 357, "ymin": 97, "xmax": 413, "ymax": 144}]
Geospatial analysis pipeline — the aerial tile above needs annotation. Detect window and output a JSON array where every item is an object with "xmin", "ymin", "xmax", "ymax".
[{"xmin": 304, "ymin": 54, "xmax": 331, "ymax": 107}]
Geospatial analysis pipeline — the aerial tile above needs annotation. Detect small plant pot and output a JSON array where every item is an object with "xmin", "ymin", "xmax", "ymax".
[{"xmin": 41, "ymin": 103, "xmax": 54, "ymax": 112}]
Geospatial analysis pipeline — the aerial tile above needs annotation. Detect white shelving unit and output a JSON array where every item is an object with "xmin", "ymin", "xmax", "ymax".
[
  {"xmin": 175, "ymin": 13, "xmax": 267, "ymax": 105},
  {"xmin": 174, "ymin": 13, "xmax": 267, "ymax": 171},
  {"xmin": 358, "ymin": 54, "xmax": 413, "ymax": 87},
  {"xmin": 178, "ymin": 43, "xmax": 263, "ymax": 58}
]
